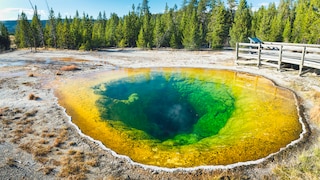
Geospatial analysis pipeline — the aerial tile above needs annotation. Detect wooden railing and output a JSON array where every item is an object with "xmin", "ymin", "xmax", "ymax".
[{"xmin": 235, "ymin": 42, "xmax": 320, "ymax": 75}]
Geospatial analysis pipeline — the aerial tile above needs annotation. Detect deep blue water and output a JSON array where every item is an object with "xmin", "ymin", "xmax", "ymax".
[{"xmin": 93, "ymin": 72, "xmax": 235, "ymax": 145}]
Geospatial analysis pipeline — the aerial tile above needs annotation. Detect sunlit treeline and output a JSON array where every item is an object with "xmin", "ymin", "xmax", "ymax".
[{"xmin": 13, "ymin": 0, "xmax": 320, "ymax": 51}]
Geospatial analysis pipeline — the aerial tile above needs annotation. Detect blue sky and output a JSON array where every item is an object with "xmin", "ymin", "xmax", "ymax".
[{"xmin": 0, "ymin": 0, "xmax": 276, "ymax": 21}]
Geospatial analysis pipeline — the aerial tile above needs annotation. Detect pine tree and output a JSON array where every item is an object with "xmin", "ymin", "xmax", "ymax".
[
  {"xmin": 160, "ymin": 3, "xmax": 173, "ymax": 47},
  {"xmin": 30, "ymin": 14, "xmax": 40, "ymax": 50},
  {"xmin": 15, "ymin": 12, "xmax": 32, "ymax": 49},
  {"xmin": 79, "ymin": 14, "xmax": 93, "ymax": 50},
  {"xmin": 182, "ymin": 9, "xmax": 200, "ymax": 50},
  {"xmin": 46, "ymin": 8, "xmax": 57, "ymax": 48},
  {"xmin": 105, "ymin": 13, "xmax": 119, "ymax": 47},
  {"xmin": 229, "ymin": 0, "xmax": 251, "ymax": 46},
  {"xmin": 56, "ymin": 13, "xmax": 64, "ymax": 48},
  {"xmin": 169, "ymin": 7, "xmax": 182, "ymax": 49},
  {"xmin": 137, "ymin": 19, "xmax": 148, "ymax": 48},
  {"xmin": 283, "ymin": 18, "xmax": 292, "ymax": 42},
  {"xmin": 278, "ymin": 0, "xmax": 292, "ymax": 22},
  {"xmin": 257, "ymin": 3, "xmax": 277, "ymax": 41},
  {"xmin": 92, "ymin": 12, "xmax": 106, "ymax": 48},
  {"xmin": 308, "ymin": 0, "xmax": 320, "ymax": 44},
  {"xmin": 0, "ymin": 22, "xmax": 10, "ymax": 51},
  {"xmin": 70, "ymin": 11, "xmax": 82, "ymax": 49},
  {"xmin": 58, "ymin": 16, "xmax": 71, "ymax": 49},
  {"xmin": 269, "ymin": 16, "xmax": 282, "ymax": 42},
  {"xmin": 197, "ymin": 0, "xmax": 209, "ymax": 47},
  {"xmin": 227, "ymin": 0, "xmax": 237, "ymax": 11},
  {"xmin": 227, "ymin": 0, "xmax": 237, "ymax": 26},
  {"xmin": 180, "ymin": 0, "xmax": 200, "ymax": 49},
  {"xmin": 30, "ymin": 6, "xmax": 45, "ymax": 49},
  {"xmin": 153, "ymin": 14, "xmax": 165, "ymax": 48},
  {"xmin": 116, "ymin": 19, "xmax": 126, "ymax": 47},
  {"xmin": 122, "ymin": 5, "xmax": 140, "ymax": 47},
  {"xmin": 266, "ymin": 3, "xmax": 283, "ymax": 41},
  {"xmin": 137, "ymin": 0, "xmax": 153, "ymax": 49},
  {"xmin": 292, "ymin": 0, "xmax": 308, "ymax": 43},
  {"xmin": 207, "ymin": 0, "xmax": 228, "ymax": 48},
  {"xmin": 251, "ymin": 6, "xmax": 264, "ymax": 37}
]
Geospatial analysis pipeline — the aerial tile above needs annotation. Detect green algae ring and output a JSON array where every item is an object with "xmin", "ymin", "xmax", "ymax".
[
  {"xmin": 55, "ymin": 68, "xmax": 305, "ymax": 168},
  {"xmin": 93, "ymin": 72, "xmax": 235, "ymax": 145}
]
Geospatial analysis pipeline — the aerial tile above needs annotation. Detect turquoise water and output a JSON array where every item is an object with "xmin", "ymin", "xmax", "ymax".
[{"xmin": 93, "ymin": 72, "xmax": 235, "ymax": 145}]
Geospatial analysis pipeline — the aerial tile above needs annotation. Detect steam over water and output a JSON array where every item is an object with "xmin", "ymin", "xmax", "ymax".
[{"xmin": 93, "ymin": 73, "xmax": 234, "ymax": 145}]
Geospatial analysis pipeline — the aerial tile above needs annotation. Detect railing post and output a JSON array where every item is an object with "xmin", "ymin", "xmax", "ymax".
[
  {"xmin": 299, "ymin": 46, "xmax": 306, "ymax": 75},
  {"xmin": 278, "ymin": 45, "xmax": 283, "ymax": 71},
  {"xmin": 257, "ymin": 43, "xmax": 261, "ymax": 67},
  {"xmin": 236, "ymin": 43, "xmax": 239, "ymax": 65}
]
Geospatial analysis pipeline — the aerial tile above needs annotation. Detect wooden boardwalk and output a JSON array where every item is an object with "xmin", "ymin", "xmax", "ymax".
[{"xmin": 235, "ymin": 42, "xmax": 320, "ymax": 75}]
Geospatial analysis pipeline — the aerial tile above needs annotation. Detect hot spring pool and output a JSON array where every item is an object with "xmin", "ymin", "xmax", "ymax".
[{"xmin": 55, "ymin": 68, "xmax": 303, "ymax": 168}]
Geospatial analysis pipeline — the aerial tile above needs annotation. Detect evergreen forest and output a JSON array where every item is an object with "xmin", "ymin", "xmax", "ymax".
[
  {"xmin": 0, "ymin": 22, "xmax": 11, "ymax": 51},
  {"xmin": 11, "ymin": 0, "xmax": 320, "ymax": 51}
]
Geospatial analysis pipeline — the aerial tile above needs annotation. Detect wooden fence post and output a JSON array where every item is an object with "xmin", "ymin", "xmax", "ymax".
[
  {"xmin": 257, "ymin": 43, "xmax": 261, "ymax": 67},
  {"xmin": 278, "ymin": 45, "xmax": 283, "ymax": 71},
  {"xmin": 299, "ymin": 46, "xmax": 306, "ymax": 75},
  {"xmin": 236, "ymin": 43, "xmax": 239, "ymax": 64}
]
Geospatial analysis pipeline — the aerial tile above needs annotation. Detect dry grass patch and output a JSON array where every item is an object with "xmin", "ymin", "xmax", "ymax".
[
  {"xmin": 68, "ymin": 150, "xmax": 78, "ymax": 155},
  {"xmin": 20, "ymin": 141, "xmax": 52, "ymax": 159},
  {"xmin": 6, "ymin": 158, "xmax": 16, "ymax": 167},
  {"xmin": 59, "ymin": 156, "xmax": 88, "ymax": 178},
  {"xmin": 0, "ymin": 107, "xmax": 9, "ymax": 115},
  {"xmin": 41, "ymin": 132, "xmax": 56, "ymax": 138},
  {"xmin": 73, "ymin": 151, "xmax": 85, "ymax": 162},
  {"xmin": 19, "ymin": 143, "xmax": 33, "ymax": 153},
  {"xmin": 38, "ymin": 166, "xmax": 55, "ymax": 175},
  {"xmin": 38, "ymin": 139, "xmax": 49, "ymax": 144},
  {"xmin": 51, "ymin": 159, "xmax": 61, "ymax": 166},
  {"xmin": 310, "ymin": 91, "xmax": 320, "ymax": 125},
  {"xmin": 52, "ymin": 136, "xmax": 66, "ymax": 148},
  {"xmin": 10, "ymin": 137, "xmax": 21, "ymax": 144},
  {"xmin": 42, "ymin": 128, "xmax": 49, "ymax": 133},
  {"xmin": 2, "ymin": 119, "xmax": 13, "ymax": 126},
  {"xmin": 273, "ymin": 138, "xmax": 320, "ymax": 179},
  {"xmin": 56, "ymin": 151, "xmax": 63, "ymax": 156},
  {"xmin": 22, "ymin": 110, "xmax": 38, "ymax": 121},
  {"xmin": 313, "ymin": 91, "xmax": 320, "ymax": 100},
  {"xmin": 13, "ymin": 129, "xmax": 23, "ymax": 134},
  {"xmin": 35, "ymin": 157, "xmax": 49, "ymax": 164},
  {"xmin": 11, "ymin": 129, "xmax": 26, "ymax": 144},
  {"xmin": 32, "ymin": 145, "xmax": 51, "ymax": 157},
  {"xmin": 60, "ymin": 65, "xmax": 80, "ymax": 71},
  {"xmin": 57, "ymin": 150, "xmax": 99, "ymax": 179},
  {"xmin": 310, "ymin": 105, "xmax": 320, "ymax": 125},
  {"xmin": 28, "ymin": 93, "xmax": 40, "ymax": 100},
  {"xmin": 12, "ymin": 108, "xmax": 22, "ymax": 114},
  {"xmin": 24, "ymin": 126, "xmax": 34, "ymax": 134},
  {"xmin": 68, "ymin": 141, "xmax": 77, "ymax": 146},
  {"xmin": 16, "ymin": 118, "xmax": 33, "ymax": 125},
  {"xmin": 52, "ymin": 128, "xmax": 68, "ymax": 148},
  {"xmin": 86, "ymin": 158, "xmax": 99, "ymax": 167},
  {"xmin": 22, "ymin": 82, "xmax": 34, "ymax": 86},
  {"xmin": 52, "ymin": 138, "xmax": 63, "ymax": 148}
]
